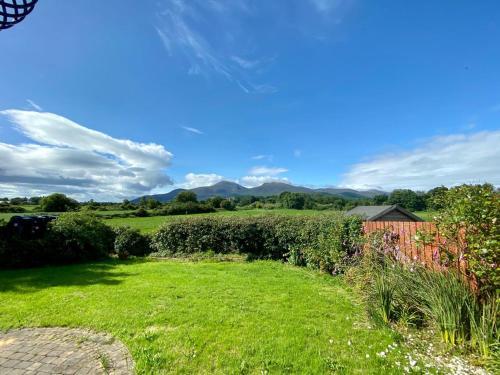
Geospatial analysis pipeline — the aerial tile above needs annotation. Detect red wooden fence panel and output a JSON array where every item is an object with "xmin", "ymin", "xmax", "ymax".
[{"xmin": 363, "ymin": 221, "xmax": 443, "ymax": 270}]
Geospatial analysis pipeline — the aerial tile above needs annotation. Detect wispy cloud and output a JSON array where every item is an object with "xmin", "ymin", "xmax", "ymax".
[
  {"xmin": 181, "ymin": 126, "xmax": 204, "ymax": 135},
  {"xmin": 293, "ymin": 149, "xmax": 302, "ymax": 158},
  {"xmin": 0, "ymin": 110, "xmax": 173, "ymax": 200},
  {"xmin": 249, "ymin": 166, "xmax": 288, "ymax": 176},
  {"xmin": 155, "ymin": 0, "xmax": 276, "ymax": 94},
  {"xmin": 341, "ymin": 131, "xmax": 500, "ymax": 191},
  {"xmin": 26, "ymin": 99, "xmax": 43, "ymax": 111},
  {"xmin": 251, "ymin": 154, "xmax": 273, "ymax": 161},
  {"xmin": 309, "ymin": 0, "xmax": 345, "ymax": 14}
]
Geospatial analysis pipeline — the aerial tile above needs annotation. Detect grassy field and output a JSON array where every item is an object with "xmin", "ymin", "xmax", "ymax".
[{"xmin": 0, "ymin": 259, "xmax": 413, "ymax": 374}]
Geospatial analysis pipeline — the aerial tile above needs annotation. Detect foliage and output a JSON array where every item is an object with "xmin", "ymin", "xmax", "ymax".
[
  {"xmin": 0, "ymin": 205, "xmax": 26, "ymax": 213},
  {"xmin": 175, "ymin": 191, "xmax": 198, "ymax": 203},
  {"xmin": 433, "ymin": 184, "xmax": 499, "ymax": 296},
  {"xmin": 388, "ymin": 189, "xmax": 426, "ymax": 211},
  {"xmin": 279, "ymin": 192, "xmax": 306, "ymax": 209},
  {"xmin": 155, "ymin": 201, "xmax": 215, "ymax": 216},
  {"xmin": 219, "ymin": 199, "xmax": 236, "ymax": 211},
  {"xmin": 151, "ymin": 214, "xmax": 363, "ymax": 274},
  {"xmin": 40, "ymin": 193, "xmax": 79, "ymax": 212},
  {"xmin": 134, "ymin": 207, "xmax": 150, "ymax": 217},
  {"xmin": 0, "ymin": 213, "xmax": 115, "ymax": 267},
  {"xmin": 113, "ymin": 226, "xmax": 151, "ymax": 259},
  {"xmin": 49, "ymin": 213, "xmax": 116, "ymax": 262},
  {"xmin": 354, "ymin": 228, "xmax": 499, "ymax": 360}
]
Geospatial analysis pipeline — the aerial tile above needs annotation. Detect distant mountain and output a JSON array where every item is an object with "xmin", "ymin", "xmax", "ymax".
[{"xmin": 133, "ymin": 181, "xmax": 386, "ymax": 203}]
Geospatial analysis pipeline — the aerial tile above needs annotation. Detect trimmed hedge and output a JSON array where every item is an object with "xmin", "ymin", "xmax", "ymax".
[
  {"xmin": 0, "ymin": 213, "xmax": 115, "ymax": 268},
  {"xmin": 150, "ymin": 214, "xmax": 363, "ymax": 273},
  {"xmin": 114, "ymin": 226, "xmax": 151, "ymax": 259}
]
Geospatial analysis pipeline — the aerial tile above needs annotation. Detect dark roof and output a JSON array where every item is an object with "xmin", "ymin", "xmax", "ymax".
[{"xmin": 346, "ymin": 205, "xmax": 423, "ymax": 221}]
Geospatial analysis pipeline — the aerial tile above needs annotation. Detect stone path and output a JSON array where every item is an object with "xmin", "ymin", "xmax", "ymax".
[{"xmin": 0, "ymin": 327, "xmax": 134, "ymax": 374}]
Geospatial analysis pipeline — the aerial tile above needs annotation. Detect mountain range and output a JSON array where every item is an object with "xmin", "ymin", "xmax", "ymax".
[{"xmin": 133, "ymin": 181, "xmax": 385, "ymax": 203}]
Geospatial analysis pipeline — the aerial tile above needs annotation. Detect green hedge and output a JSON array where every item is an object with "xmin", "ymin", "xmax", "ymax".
[{"xmin": 150, "ymin": 214, "xmax": 363, "ymax": 273}]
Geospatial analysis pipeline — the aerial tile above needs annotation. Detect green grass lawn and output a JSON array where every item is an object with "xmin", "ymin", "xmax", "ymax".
[
  {"xmin": 413, "ymin": 211, "xmax": 437, "ymax": 221},
  {"xmin": 104, "ymin": 209, "xmax": 335, "ymax": 233},
  {"xmin": 0, "ymin": 260, "xmax": 410, "ymax": 374}
]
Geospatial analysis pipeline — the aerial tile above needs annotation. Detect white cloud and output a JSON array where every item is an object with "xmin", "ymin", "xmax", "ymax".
[
  {"xmin": 0, "ymin": 110, "xmax": 173, "ymax": 201},
  {"xmin": 341, "ymin": 131, "xmax": 500, "ymax": 191},
  {"xmin": 248, "ymin": 166, "xmax": 288, "ymax": 176},
  {"xmin": 293, "ymin": 149, "xmax": 302, "ymax": 158},
  {"xmin": 181, "ymin": 126, "xmax": 203, "ymax": 135},
  {"xmin": 26, "ymin": 99, "xmax": 43, "ymax": 111},
  {"xmin": 155, "ymin": 0, "xmax": 276, "ymax": 94},
  {"xmin": 238, "ymin": 175, "xmax": 290, "ymax": 187},
  {"xmin": 180, "ymin": 173, "xmax": 224, "ymax": 189},
  {"xmin": 231, "ymin": 55, "xmax": 261, "ymax": 69},
  {"xmin": 251, "ymin": 154, "xmax": 273, "ymax": 161}
]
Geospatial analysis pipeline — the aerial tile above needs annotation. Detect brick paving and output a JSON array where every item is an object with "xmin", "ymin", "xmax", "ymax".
[{"xmin": 0, "ymin": 327, "xmax": 134, "ymax": 374}]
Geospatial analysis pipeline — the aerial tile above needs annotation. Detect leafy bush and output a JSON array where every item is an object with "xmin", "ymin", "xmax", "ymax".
[
  {"xmin": 48, "ymin": 213, "xmax": 115, "ymax": 262},
  {"xmin": 0, "ymin": 205, "xmax": 26, "ymax": 213},
  {"xmin": 40, "ymin": 193, "xmax": 79, "ymax": 212},
  {"xmin": 114, "ymin": 226, "xmax": 151, "ymax": 259},
  {"xmin": 0, "ymin": 213, "xmax": 115, "ymax": 268},
  {"xmin": 432, "ymin": 184, "xmax": 499, "ymax": 296},
  {"xmin": 155, "ymin": 202, "xmax": 215, "ymax": 216},
  {"xmin": 134, "ymin": 207, "xmax": 150, "ymax": 217},
  {"xmin": 150, "ymin": 214, "xmax": 363, "ymax": 273}
]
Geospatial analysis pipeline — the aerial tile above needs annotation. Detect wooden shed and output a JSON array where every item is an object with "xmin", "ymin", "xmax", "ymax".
[{"xmin": 346, "ymin": 205, "xmax": 423, "ymax": 222}]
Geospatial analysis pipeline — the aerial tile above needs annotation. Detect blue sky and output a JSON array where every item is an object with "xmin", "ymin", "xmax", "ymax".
[{"xmin": 0, "ymin": 0, "xmax": 499, "ymax": 200}]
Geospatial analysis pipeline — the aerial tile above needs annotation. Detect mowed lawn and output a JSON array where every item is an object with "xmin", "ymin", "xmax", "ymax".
[{"xmin": 0, "ymin": 260, "xmax": 407, "ymax": 374}]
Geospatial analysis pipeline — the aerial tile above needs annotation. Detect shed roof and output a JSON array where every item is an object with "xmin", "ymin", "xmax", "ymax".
[{"xmin": 346, "ymin": 205, "xmax": 423, "ymax": 221}]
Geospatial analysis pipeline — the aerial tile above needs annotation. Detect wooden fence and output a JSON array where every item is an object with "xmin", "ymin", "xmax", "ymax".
[{"xmin": 362, "ymin": 221, "xmax": 468, "ymax": 275}]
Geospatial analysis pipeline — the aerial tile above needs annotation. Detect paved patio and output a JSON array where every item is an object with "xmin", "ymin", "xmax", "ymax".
[{"xmin": 0, "ymin": 327, "xmax": 134, "ymax": 374}]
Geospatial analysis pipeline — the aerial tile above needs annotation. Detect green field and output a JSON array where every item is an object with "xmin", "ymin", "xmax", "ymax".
[{"xmin": 0, "ymin": 259, "xmax": 413, "ymax": 374}]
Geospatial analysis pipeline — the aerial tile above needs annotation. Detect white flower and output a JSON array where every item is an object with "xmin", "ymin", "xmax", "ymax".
[
  {"xmin": 329, "ymin": 339, "xmax": 333, "ymax": 344},
  {"xmin": 409, "ymin": 359, "xmax": 417, "ymax": 367},
  {"xmin": 377, "ymin": 351, "xmax": 386, "ymax": 357},
  {"xmin": 366, "ymin": 354, "xmax": 370, "ymax": 358},
  {"xmin": 347, "ymin": 340, "xmax": 352, "ymax": 346}
]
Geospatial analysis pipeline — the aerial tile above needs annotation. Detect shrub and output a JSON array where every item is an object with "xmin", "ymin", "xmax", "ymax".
[
  {"xmin": 0, "ymin": 205, "xmax": 26, "ymax": 213},
  {"xmin": 48, "ymin": 213, "xmax": 115, "ymax": 263},
  {"xmin": 134, "ymin": 207, "xmax": 149, "ymax": 217},
  {"xmin": 150, "ymin": 214, "xmax": 363, "ymax": 273},
  {"xmin": 432, "ymin": 184, "xmax": 499, "ymax": 297},
  {"xmin": 0, "ymin": 213, "xmax": 115, "ymax": 268},
  {"xmin": 40, "ymin": 193, "xmax": 79, "ymax": 212},
  {"xmin": 219, "ymin": 199, "xmax": 236, "ymax": 211},
  {"xmin": 114, "ymin": 226, "xmax": 151, "ymax": 259}
]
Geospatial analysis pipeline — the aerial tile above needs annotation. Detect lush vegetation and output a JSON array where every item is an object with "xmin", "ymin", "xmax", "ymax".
[
  {"xmin": 151, "ymin": 214, "xmax": 363, "ymax": 274},
  {"xmin": 0, "ymin": 260, "xmax": 421, "ymax": 374}
]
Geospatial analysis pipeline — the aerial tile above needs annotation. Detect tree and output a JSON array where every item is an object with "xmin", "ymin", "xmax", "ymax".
[
  {"xmin": 388, "ymin": 189, "xmax": 426, "ymax": 211},
  {"xmin": 220, "ymin": 199, "xmax": 236, "ymax": 211},
  {"xmin": 426, "ymin": 186, "xmax": 449, "ymax": 210},
  {"xmin": 279, "ymin": 192, "xmax": 306, "ymax": 209},
  {"xmin": 40, "ymin": 193, "xmax": 79, "ymax": 212},
  {"xmin": 146, "ymin": 198, "xmax": 161, "ymax": 209},
  {"xmin": 207, "ymin": 196, "xmax": 224, "ymax": 209},
  {"xmin": 373, "ymin": 194, "xmax": 389, "ymax": 205},
  {"xmin": 175, "ymin": 191, "xmax": 198, "ymax": 203}
]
